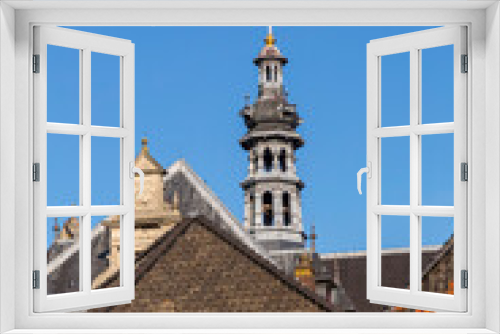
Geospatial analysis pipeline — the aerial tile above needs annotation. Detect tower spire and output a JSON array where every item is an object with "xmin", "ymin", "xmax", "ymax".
[
  {"xmin": 240, "ymin": 30, "xmax": 305, "ymax": 259},
  {"xmin": 265, "ymin": 26, "xmax": 276, "ymax": 46}
]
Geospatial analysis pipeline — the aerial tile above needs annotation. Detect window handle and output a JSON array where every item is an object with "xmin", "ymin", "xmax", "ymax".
[
  {"xmin": 129, "ymin": 162, "xmax": 144, "ymax": 195},
  {"xmin": 357, "ymin": 162, "xmax": 372, "ymax": 195}
]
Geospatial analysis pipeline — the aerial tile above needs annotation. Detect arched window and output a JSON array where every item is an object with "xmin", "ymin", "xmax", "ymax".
[
  {"xmin": 274, "ymin": 66, "xmax": 278, "ymax": 82},
  {"xmin": 279, "ymin": 149, "xmax": 287, "ymax": 172},
  {"xmin": 263, "ymin": 148, "xmax": 273, "ymax": 172},
  {"xmin": 253, "ymin": 150, "xmax": 259, "ymax": 173},
  {"xmin": 283, "ymin": 192, "xmax": 291, "ymax": 226},
  {"xmin": 250, "ymin": 194, "xmax": 255, "ymax": 227},
  {"xmin": 263, "ymin": 192, "xmax": 274, "ymax": 226},
  {"xmin": 266, "ymin": 66, "xmax": 272, "ymax": 82}
]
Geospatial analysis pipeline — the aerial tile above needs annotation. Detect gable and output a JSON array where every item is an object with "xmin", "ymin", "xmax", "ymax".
[{"xmin": 91, "ymin": 218, "xmax": 333, "ymax": 312}]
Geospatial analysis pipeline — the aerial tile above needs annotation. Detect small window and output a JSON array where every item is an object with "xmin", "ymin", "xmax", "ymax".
[
  {"xmin": 283, "ymin": 192, "xmax": 291, "ymax": 226},
  {"xmin": 266, "ymin": 65, "xmax": 272, "ymax": 82},
  {"xmin": 263, "ymin": 148, "xmax": 273, "ymax": 172},
  {"xmin": 263, "ymin": 191, "xmax": 274, "ymax": 226},
  {"xmin": 279, "ymin": 149, "xmax": 287, "ymax": 172}
]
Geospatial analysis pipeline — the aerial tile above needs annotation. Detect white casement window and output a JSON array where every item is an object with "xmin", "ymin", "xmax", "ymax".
[
  {"xmin": 33, "ymin": 26, "xmax": 139, "ymax": 312},
  {"xmin": 363, "ymin": 26, "xmax": 467, "ymax": 312}
]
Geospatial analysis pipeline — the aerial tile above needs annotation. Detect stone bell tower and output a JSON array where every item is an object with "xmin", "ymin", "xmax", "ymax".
[{"xmin": 240, "ymin": 28, "xmax": 305, "ymax": 254}]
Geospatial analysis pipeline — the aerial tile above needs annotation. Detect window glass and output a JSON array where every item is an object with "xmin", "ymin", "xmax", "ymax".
[
  {"xmin": 421, "ymin": 134, "xmax": 454, "ymax": 206},
  {"xmin": 91, "ymin": 215, "xmax": 120, "ymax": 290},
  {"xmin": 47, "ymin": 45, "xmax": 80, "ymax": 124},
  {"xmin": 381, "ymin": 215, "xmax": 410, "ymax": 290},
  {"xmin": 47, "ymin": 217, "xmax": 81, "ymax": 295},
  {"xmin": 381, "ymin": 136, "xmax": 410, "ymax": 205},
  {"xmin": 421, "ymin": 217, "xmax": 454, "ymax": 295},
  {"xmin": 47, "ymin": 133, "xmax": 80, "ymax": 206},
  {"xmin": 381, "ymin": 52, "xmax": 410, "ymax": 127},
  {"xmin": 91, "ymin": 137, "xmax": 121, "ymax": 206},
  {"xmin": 421, "ymin": 45, "xmax": 454, "ymax": 124},
  {"xmin": 91, "ymin": 52, "xmax": 121, "ymax": 127}
]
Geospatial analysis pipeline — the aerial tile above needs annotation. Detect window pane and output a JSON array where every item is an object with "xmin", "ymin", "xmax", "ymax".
[
  {"xmin": 91, "ymin": 137, "xmax": 121, "ymax": 205},
  {"xmin": 381, "ymin": 215, "xmax": 410, "ymax": 290},
  {"xmin": 381, "ymin": 136, "xmax": 410, "ymax": 205},
  {"xmin": 47, "ymin": 216, "xmax": 81, "ymax": 295},
  {"xmin": 91, "ymin": 215, "xmax": 120, "ymax": 290},
  {"xmin": 421, "ymin": 217, "xmax": 454, "ymax": 295},
  {"xmin": 421, "ymin": 133, "xmax": 454, "ymax": 206},
  {"xmin": 381, "ymin": 52, "xmax": 410, "ymax": 127},
  {"xmin": 421, "ymin": 45, "xmax": 454, "ymax": 124},
  {"xmin": 91, "ymin": 52, "xmax": 121, "ymax": 127},
  {"xmin": 47, "ymin": 45, "xmax": 80, "ymax": 124},
  {"xmin": 47, "ymin": 133, "xmax": 80, "ymax": 206}
]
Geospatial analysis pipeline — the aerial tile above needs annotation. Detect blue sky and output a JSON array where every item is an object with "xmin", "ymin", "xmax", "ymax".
[{"xmin": 46, "ymin": 26, "xmax": 454, "ymax": 253}]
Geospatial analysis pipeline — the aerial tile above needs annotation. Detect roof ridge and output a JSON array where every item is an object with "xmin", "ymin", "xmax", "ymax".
[{"xmin": 164, "ymin": 159, "xmax": 274, "ymax": 263}]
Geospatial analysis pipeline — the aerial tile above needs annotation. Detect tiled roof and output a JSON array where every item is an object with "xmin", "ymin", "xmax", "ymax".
[
  {"xmin": 94, "ymin": 216, "xmax": 338, "ymax": 312},
  {"xmin": 320, "ymin": 248, "xmax": 442, "ymax": 312}
]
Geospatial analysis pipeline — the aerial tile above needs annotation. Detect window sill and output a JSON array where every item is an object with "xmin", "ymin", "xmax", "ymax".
[{"xmin": 4, "ymin": 329, "xmax": 497, "ymax": 334}]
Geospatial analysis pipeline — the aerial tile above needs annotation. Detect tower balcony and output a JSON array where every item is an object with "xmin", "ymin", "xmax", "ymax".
[
  {"xmin": 245, "ymin": 226, "xmax": 305, "ymax": 250},
  {"xmin": 241, "ymin": 173, "xmax": 305, "ymax": 190},
  {"xmin": 240, "ymin": 130, "xmax": 304, "ymax": 150}
]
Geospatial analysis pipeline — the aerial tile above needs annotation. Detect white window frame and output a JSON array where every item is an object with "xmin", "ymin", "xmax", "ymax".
[
  {"xmin": 366, "ymin": 26, "xmax": 467, "ymax": 312},
  {"xmin": 0, "ymin": 1, "xmax": 499, "ymax": 333},
  {"xmin": 33, "ymin": 26, "xmax": 136, "ymax": 313}
]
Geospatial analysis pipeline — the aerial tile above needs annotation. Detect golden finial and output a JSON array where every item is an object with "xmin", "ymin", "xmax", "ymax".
[
  {"xmin": 264, "ymin": 26, "xmax": 276, "ymax": 46},
  {"xmin": 142, "ymin": 137, "xmax": 148, "ymax": 151}
]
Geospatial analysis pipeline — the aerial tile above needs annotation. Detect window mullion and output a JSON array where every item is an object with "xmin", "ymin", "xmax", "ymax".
[
  {"xmin": 82, "ymin": 48, "xmax": 92, "ymax": 295},
  {"xmin": 409, "ymin": 47, "xmax": 420, "ymax": 294}
]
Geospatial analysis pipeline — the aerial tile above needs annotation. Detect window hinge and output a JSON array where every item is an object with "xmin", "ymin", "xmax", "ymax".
[
  {"xmin": 461, "ymin": 270, "xmax": 468, "ymax": 289},
  {"xmin": 33, "ymin": 163, "xmax": 40, "ymax": 182},
  {"xmin": 461, "ymin": 162, "xmax": 468, "ymax": 182},
  {"xmin": 33, "ymin": 270, "xmax": 40, "ymax": 289},
  {"xmin": 461, "ymin": 54, "xmax": 468, "ymax": 74},
  {"xmin": 33, "ymin": 54, "xmax": 40, "ymax": 73}
]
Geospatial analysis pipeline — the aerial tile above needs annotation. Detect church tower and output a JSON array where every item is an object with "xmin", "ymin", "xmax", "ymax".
[{"xmin": 240, "ymin": 28, "xmax": 305, "ymax": 254}]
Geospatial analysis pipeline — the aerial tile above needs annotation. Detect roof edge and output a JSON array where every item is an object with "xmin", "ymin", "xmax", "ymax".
[{"xmin": 164, "ymin": 159, "xmax": 274, "ymax": 262}]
